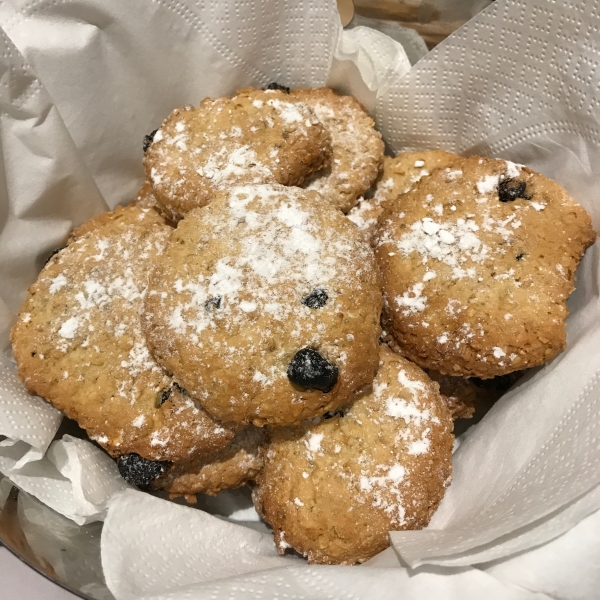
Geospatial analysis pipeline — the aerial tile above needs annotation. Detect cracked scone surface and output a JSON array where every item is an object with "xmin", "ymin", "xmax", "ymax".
[
  {"xmin": 348, "ymin": 150, "xmax": 459, "ymax": 236},
  {"xmin": 143, "ymin": 184, "xmax": 382, "ymax": 426},
  {"xmin": 155, "ymin": 425, "xmax": 267, "ymax": 499},
  {"xmin": 11, "ymin": 206, "xmax": 237, "ymax": 463},
  {"xmin": 253, "ymin": 345, "xmax": 453, "ymax": 565},
  {"xmin": 291, "ymin": 87, "xmax": 384, "ymax": 213},
  {"xmin": 144, "ymin": 87, "xmax": 332, "ymax": 221},
  {"xmin": 374, "ymin": 156, "xmax": 596, "ymax": 378}
]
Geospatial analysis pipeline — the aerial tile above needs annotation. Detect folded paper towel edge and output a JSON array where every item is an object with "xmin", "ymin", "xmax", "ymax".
[
  {"xmin": 334, "ymin": 25, "xmax": 412, "ymax": 97},
  {"xmin": 390, "ymin": 482, "xmax": 600, "ymax": 569}
]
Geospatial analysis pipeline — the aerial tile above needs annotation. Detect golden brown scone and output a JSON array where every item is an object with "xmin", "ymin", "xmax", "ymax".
[
  {"xmin": 291, "ymin": 88, "xmax": 384, "ymax": 213},
  {"xmin": 130, "ymin": 182, "xmax": 177, "ymax": 225},
  {"xmin": 143, "ymin": 88, "xmax": 332, "ymax": 221},
  {"xmin": 382, "ymin": 329, "xmax": 525, "ymax": 419},
  {"xmin": 374, "ymin": 156, "xmax": 596, "ymax": 378},
  {"xmin": 254, "ymin": 346, "xmax": 453, "ymax": 565},
  {"xmin": 143, "ymin": 184, "xmax": 382, "ymax": 427},
  {"xmin": 68, "ymin": 204, "xmax": 168, "ymax": 243},
  {"xmin": 155, "ymin": 426, "xmax": 267, "ymax": 500},
  {"xmin": 347, "ymin": 150, "xmax": 459, "ymax": 236},
  {"xmin": 11, "ymin": 206, "xmax": 237, "ymax": 469}
]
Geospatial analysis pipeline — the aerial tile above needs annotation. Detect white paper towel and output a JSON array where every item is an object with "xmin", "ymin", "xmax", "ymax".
[
  {"xmin": 0, "ymin": 0, "xmax": 340, "ymax": 209},
  {"xmin": 483, "ymin": 496, "xmax": 600, "ymax": 600},
  {"xmin": 102, "ymin": 490, "xmax": 550, "ymax": 600},
  {"xmin": 0, "ymin": 0, "xmax": 599, "ymax": 597},
  {"xmin": 1, "ymin": 434, "xmax": 128, "ymax": 525}
]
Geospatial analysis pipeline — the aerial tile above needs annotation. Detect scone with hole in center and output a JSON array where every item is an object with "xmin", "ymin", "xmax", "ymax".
[
  {"xmin": 253, "ymin": 345, "xmax": 453, "ymax": 565},
  {"xmin": 143, "ymin": 183, "xmax": 382, "ymax": 427},
  {"xmin": 11, "ymin": 206, "xmax": 238, "ymax": 475},
  {"xmin": 291, "ymin": 87, "xmax": 384, "ymax": 213},
  {"xmin": 348, "ymin": 150, "xmax": 459, "ymax": 237},
  {"xmin": 374, "ymin": 156, "xmax": 596, "ymax": 378},
  {"xmin": 143, "ymin": 87, "xmax": 332, "ymax": 221}
]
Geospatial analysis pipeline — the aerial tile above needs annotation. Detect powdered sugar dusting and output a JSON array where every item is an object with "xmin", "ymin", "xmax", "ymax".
[
  {"xmin": 299, "ymin": 92, "xmax": 383, "ymax": 211},
  {"xmin": 359, "ymin": 463, "xmax": 407, "ymax": 523},
  {"xmin": 381, "ymin": 217, "xmax": 489, "ymax": 281},
  {"xmin": 161, "ymin": 185, "xmax": 373, "ymax": 392},
  {"xmin": 266, "ymin": 98, "xmax": 307, "ymax": 125},
  {"xmin": 49, "ymin": 274, "xmax": 67, "ymax": 294},
  {"xmin": 29, "ymin": 208, "xmax": 230, "ymax": 460},
  {"xmin": 477, "ymin": 174, "xmax": 500, "ymax": 194},
  {"xmin": 197, "ymin": 145, "xmax": 272, "ymax": 185},
  {"xmin": 58, "ymin": 317, "xmax": 79, "ymax": 339}
]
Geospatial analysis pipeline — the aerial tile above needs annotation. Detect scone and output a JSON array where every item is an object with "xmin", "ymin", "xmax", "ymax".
[
  {"xmin": 143, "ymin": 87, "xmax": 332, "ymax": 221},
  {"xmin": 130, "ymin": 181, "xmax": 175, "ymax": 223},
  {"xmin": 374, "ymin": 156, "xmax": 596, "ymax": 378},
  {"xmin": 67, "ymin": 204, "xmax": 167, "ymax": 243},
  {"xmin": 143, "ymin": 183, "xmax": 382, "ymax": 426},
  {"xmin": 348, "ymin": 150, "xmax": 459, "ymax": 237},
  {"xmin": 11, "ymin": 206, "xmax": 238, "ymax": 474},
  {"xmin": 155, "ymin": 426, "xmax": 267, "ymax": 500},
  {"xmin": 291, "ymin": 87, "xmax": 384, "ymax": 213},
  {"xmin": 253, "ymin": 345, "xmax": 453, "ymax": 564}
]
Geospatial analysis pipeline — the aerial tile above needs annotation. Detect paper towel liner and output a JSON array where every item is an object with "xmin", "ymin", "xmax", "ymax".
[
  {"xmin": 101, "ymin": 489, "xmax": 550, "ymax": 600},
  {"xmin": 0, "ymin": 0, "xmax": 598, "ymax": 596}
]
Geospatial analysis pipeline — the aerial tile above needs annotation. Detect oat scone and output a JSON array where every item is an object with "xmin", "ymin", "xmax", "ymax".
[
  {"xmin": 374, "ymin": 156, "xmax": 596, "ymax": 378},
  {"xmin": 143, "ymin": 184, "xmax": 382, "ymax": 427},
  {"xmin": 68, "ymin": 204, "xmax": 169, "ymax": 244},
  {"xmin": 155, "ymin": 426, "xmax": 267, "ymax": 500},
  {"xmin": 11, "ymin": 206, "xmax": 237, "ymax": 471},
  {"xmin": 144, "ymin": 88, "xmax": 332, "ymax": 221},
  {"xmin": 291, "ymin": 87, "xmax": 384, "ymax": 213},
  {"xmin": 253, "ymin": 346, "xmax": 453, "ymax": 565},
  {"xmin": 348, "ymin": 150, "xmax": 459, "ymax": 236}
]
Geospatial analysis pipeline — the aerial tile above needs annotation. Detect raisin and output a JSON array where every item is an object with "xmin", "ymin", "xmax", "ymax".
[
  {"xmin": 516, "ymin": 253, "xmax": 525, "ymax": 261},
  {"xmin": 205, "ymin": 296, "xmax": 222, "ymax": 311},
  {"xmin": 302, "ymin": 289, "xmax": 328, "ymax": 309},
  {"xmin": 266, "ymin": 82, "xmax": 290, "ymax": 94},
  {"xmin": 173, "ymin": 382, "xmax": 187, "ymax": 395},
  {"xmin": 287, "ymin": 348, "xmax": 338, "ymax": 393},
  {"xmin": 157, "ymin": 382, "xmax": 188, "ymax": 407},
  {"xmin": 45, "ymin": 246, "xmax": 67, "ymax": 265},
  {"xmin": 143, "ymin": 129, "xmax": 158, "ymax": 153},
  {"xmin": 498, "ymin": 178, "xmax": 530, "ymax": 203},
  {"xmin": 157, "ymin": 387, "xmax": 172, "ymax": 407},
  {"xmin": 117, "ymin": 453, "xmax": 170, "ymax": 488}
]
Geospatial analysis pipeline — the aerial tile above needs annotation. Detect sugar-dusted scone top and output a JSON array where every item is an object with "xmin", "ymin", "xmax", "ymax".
[
  {"xmin": 374, "ymin": 156, "xmax": 596, "ymax": 378},
  {"xmin": 253, "ymin": 345, "xmax": 453, "ymax": 565},
  {"xmin": 143, "ymin": 184, "xmax": 382, "ymax": 427},
  {"xmin": 144, "ymin": 87, "xmax": 332, "ymax": 221},
  {"xmin": 348, "ymin": 150, "xmax": 459, "ymax": 236},
  {"xmin": 291, "ymin": 87, "xmax": 384, "ymax": 213},
  {"xmin": 11, "ymin": 206, "xmax": 237, "ymax": 464}
]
